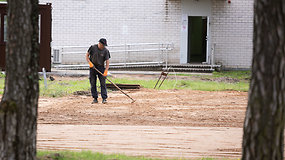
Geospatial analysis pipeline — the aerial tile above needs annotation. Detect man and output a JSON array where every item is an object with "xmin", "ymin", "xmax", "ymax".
[{"xmin": 86, "ymin": 38, "xmax": 110, "ymax": 104}]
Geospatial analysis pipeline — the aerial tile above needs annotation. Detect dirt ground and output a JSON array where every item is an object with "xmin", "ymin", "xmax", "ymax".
[
  {"xmin": 37, "ymin": 125, "xmax": 243, "ymax": 159},
  {"xmin": 37, "ymin": 86, "xmax": 248, "ymax": 159},
  {"xmin": 38, "ymin": 88, "xmax": 248, "ymax": 128},
  {"xmin": 1, "ymin": 74, "xmax": 249, "ymax": 158}
]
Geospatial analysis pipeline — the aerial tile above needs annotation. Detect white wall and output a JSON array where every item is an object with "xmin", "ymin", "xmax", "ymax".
[
  {"xmin": 211, "ymin": 0, "xmax": 254, "ymax": 69},
  {"xmin": 40, "ymin": 0, "xmax": 182, "ymax": 64},
  {"xmin": 40, "ymin": 0, "xmax": 254, "ymax": 68}
]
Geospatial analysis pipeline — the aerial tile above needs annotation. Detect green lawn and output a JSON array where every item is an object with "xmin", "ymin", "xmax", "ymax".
[
  {"xmin": 0, "ymin": 71, "xmax": 250, "ymax": 97},
  {"xmin": 0, "ymin": 72, "xmax": 4, "ymax": 78},
  {"xmin": 0, "ymin": 76, "xmax": 90, "ymax": 96},
  {"xmin": 176, "ymin": 71, "xmax": 251, "ymax": 81},
  {"xmin": 212, "ymin": 71, "xmax": 251, "ymax": 80},
  {"xmin": 39, "ymin": 79, "xmax": 90, "ymax": 97},
  {"xmin": 110, "ymin": 78, "xmax": 249, "ymax": 91},
  {"xmin": 0, "ymin": 73, "xmax": 4, "ymax": 95},
  {"xmin": 37, "ymin": 151, "xmax": 232, "ymax": 160},
  {"xmin": 36, "ymin": 76, "xmax": 249, "ymax": 97}
]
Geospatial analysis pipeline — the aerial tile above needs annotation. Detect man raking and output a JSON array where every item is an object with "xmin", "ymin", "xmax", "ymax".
[{"xmin": 86, "ymin": 38, "xmax": 110, "ymax": 104}]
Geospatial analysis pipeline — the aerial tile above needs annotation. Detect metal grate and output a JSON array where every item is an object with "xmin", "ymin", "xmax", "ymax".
[{"xmin": 52, "ymin": 49, "xmax": 60, "ymax": 64}]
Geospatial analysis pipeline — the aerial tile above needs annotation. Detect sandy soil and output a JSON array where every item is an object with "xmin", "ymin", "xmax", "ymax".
[
  {"xmin": 2, "ymin": 75, "xmax": 249, "ymax": 158},
  {"xmin": 38, "ymin": 125, "xmax": 242, "ymax": 159},
  {"xmin": 37, "ymin": 88, "xmax": 248, "ymax": 158},
  {"xmin": 38, "ymin": 88, "xmax": 248, "ymax": 128}
]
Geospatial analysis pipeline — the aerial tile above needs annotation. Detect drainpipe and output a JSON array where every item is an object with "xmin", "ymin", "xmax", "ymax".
[{"xmin": 211, "ymin": 44, "xmax": 216, "ymax": 70}]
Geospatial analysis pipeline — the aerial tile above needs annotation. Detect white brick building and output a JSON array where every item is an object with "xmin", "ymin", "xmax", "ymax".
[{"xmin": 40, "ymin": 0, "xmax": 253, "ymax": 69}]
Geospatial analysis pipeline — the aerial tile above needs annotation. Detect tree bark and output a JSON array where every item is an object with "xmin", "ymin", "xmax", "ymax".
[
  {"xmin": 242, "ymin": 0, "xmax": 285, "ymax": 160},
  {"xmin": 0, "ymin": 0, "xmax": 39, "ymax": 159}
]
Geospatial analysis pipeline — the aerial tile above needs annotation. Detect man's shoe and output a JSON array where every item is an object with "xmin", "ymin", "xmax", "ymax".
[
  {"xmin": 92, "ymin": 98, "xmax": 98, "ymax": 104},
  {"xmin": 102, "ymin": 99, "xmax": 107, "ymax": 104}
]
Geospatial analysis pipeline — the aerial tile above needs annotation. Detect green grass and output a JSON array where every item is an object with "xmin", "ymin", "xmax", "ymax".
[
  {"xmin": 0, "ymin": 77, "xmax": 90, "ymax": 97},
  {"xmin": 0, "ymin": 72, "xmax": 4, "ymax": 78},
  {"xmin": 37, "ymin": 150, "xmax": 232, "ymax": 160},
  {"xmin": 0, "ymin": 77, "xmax": 4, "ymax": 95},
  {"xmin": 109, "ymin": 78, "xmax": 249, "ymax": 92},
  {"xmin": 37, "ymin": 151, "xmax": 160, "ymax": 160},
  {"xmin": 212, "ymin": 71, "xmax": 251, "ymax": 80},
  {"xmin": 0, "ymin": 71, "xmax": 250, "ymax": 97},
  {"xmin": 177, "ymin": 71, "xmax": 251, "ymax": 81},
  {"xmin": 39, "ymin": 79, "xmax": 90, "ymax": 97}
]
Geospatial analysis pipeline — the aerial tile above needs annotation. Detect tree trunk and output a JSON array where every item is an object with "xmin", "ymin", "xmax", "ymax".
[
  {"xmin": 0, "ymin": 0, "xmax": 39, "ymax": 159},
  {"xmin": 242, "ymin": 1, "xmax": 285, "ymax": 160}
]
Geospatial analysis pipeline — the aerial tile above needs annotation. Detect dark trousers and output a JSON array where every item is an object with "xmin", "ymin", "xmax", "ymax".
[{"xmin": 89, "ymin": 66, "xmax": 107, "ymax": 99}]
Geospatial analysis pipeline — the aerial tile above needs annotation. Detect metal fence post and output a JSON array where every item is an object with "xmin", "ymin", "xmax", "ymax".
[{"xmin": 42, "ymin": 68, "xmax": 48, "ymax": 89}]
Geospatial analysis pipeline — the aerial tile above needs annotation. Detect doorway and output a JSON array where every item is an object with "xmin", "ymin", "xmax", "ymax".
[{"xmin": 187, "ymin": 16, "xmax": 207, "ymax": 63}]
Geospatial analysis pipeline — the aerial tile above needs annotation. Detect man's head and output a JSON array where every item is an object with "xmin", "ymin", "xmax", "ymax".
[{"xmin": 98, "ymin": 38, "xmax": 107, "ymax": 50}]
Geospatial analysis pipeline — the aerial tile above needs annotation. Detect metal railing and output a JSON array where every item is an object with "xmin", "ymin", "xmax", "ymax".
[{"xmin": 52, "ymin": 43, "xmax": 174, "ymax": 67}]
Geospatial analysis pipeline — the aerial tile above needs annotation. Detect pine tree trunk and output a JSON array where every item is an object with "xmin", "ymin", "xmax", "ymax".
[
  {"xmin": 0, "ymin": 0, "xmax": 39, "ymax": 159},
  {"xmin": 242, "ymin": 0, "xmax": 285, "ymax": 160}
]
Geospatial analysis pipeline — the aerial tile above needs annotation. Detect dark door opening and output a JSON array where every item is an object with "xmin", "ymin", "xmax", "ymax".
[{"xmin": 187, "ymin": 16, "xmax": 207, "ymax": 63}]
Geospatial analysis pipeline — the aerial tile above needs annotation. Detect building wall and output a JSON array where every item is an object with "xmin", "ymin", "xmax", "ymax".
[
  {"xmin": 39, "ymin": 0, "xmax": 181, "ymax": 64},
  {"xmin": 180, "ymin": 0, "xmax": 253, "ymax": 69},
  {"xmin": 40, "ymin": 0, "xmax": 254, "ymax": 69},
  {"xmin": 211, "ymin": 0, "xmax": 254, "ymax": 69}
]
